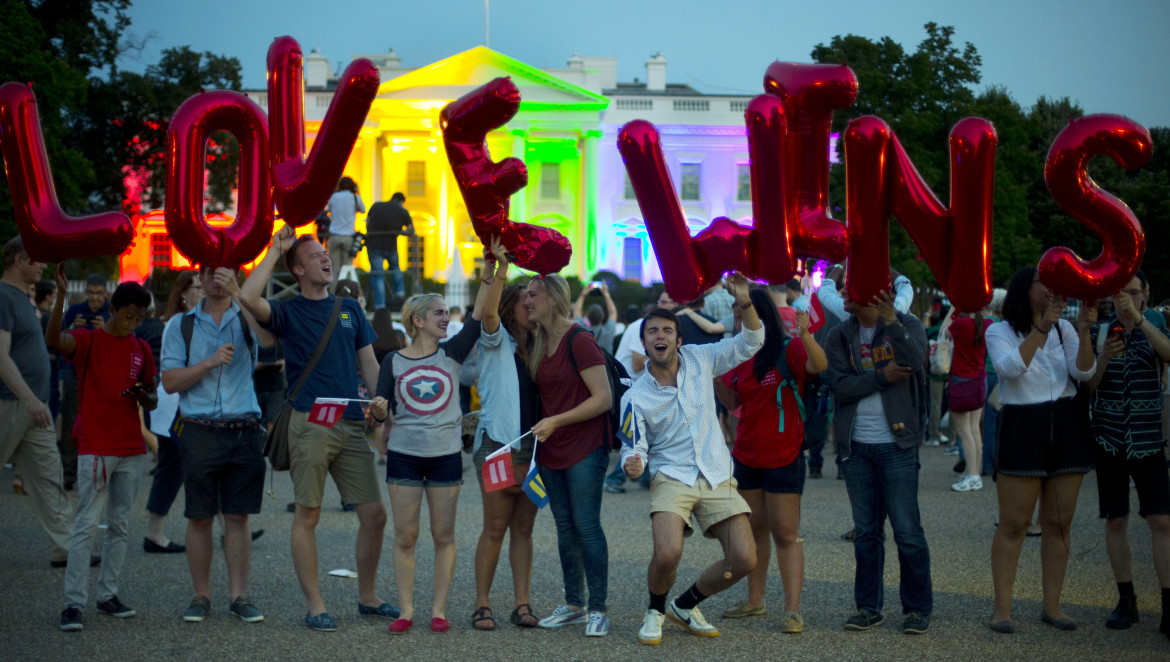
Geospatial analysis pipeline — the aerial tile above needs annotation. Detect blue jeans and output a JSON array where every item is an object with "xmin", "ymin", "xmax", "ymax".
[
  {"xmin": 842, "ymin": 442, "xmax": 932, "ymax": 615},
  {"xmin": 981, "ymin": 373, "xmax": 998, "ymax": 475},
  {"xmin": 539, "ymin": 444, "xmax": 609, "ymax": 612},
  {"xmin": 369, "ymin": 248, "xmax": 405, "ymax": 309}
]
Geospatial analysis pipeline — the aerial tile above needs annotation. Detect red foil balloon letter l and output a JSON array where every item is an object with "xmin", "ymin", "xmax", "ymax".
[{"xmin": 0, "ymin": 82, "xmax": 133, "ymax": 262}]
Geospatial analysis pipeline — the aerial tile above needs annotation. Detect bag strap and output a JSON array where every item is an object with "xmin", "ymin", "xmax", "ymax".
[
  {"xmin": 288, "ymin": 297, "xmax": 345, "ymax": 402},
  {"xmin": 773, "ymin": 338, "xmax": 805, "ymax": 433},
  {"xmin": 182, "ymin": 311, "xmax": 255, "ymax": 364}
]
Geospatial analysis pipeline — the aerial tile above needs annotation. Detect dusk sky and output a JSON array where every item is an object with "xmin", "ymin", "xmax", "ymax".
[{"xmin": 119, "ymin": 0, "xmax": 1170, "ymax": 128}]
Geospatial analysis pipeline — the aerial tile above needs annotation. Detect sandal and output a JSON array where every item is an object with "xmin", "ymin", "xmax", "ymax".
[
  {"xmin": 472, "ymin": 606, "xmax": 496, "ymax": 631},
  {"xmin": 511, "ymin": 603, "xmax": 539, "ymax": 628}
]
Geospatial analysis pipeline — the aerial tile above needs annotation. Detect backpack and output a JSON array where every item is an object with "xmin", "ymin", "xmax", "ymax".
[
  {"xmin": 564, "ymin": 325, "xmax": 631, "ymax": 449},
  {"xmin": 773, "ymin": 338, "xmax": 820, "ymax": 450},
  {"xmin": 180, "ymin": 312, "xmax": 255, "ymax": 364}
]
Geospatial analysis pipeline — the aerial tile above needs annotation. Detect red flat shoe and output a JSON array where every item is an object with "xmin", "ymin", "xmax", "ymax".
[
  {"xmin": 430, "ymin": 617, "xmax": 450, "ymax": 633},
  {"xmin": 388, "ymin": 618, "xmax": 413, "ymax": 634}
]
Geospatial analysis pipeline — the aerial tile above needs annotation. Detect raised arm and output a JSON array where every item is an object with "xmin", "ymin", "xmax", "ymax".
[
  {"xmin": 796, "ymin": 311, "xmax": 828, "ymax": 375},
  {"xmin": 216, "ymin": 267, "xmax": 275, "ymax": 347},
  {"xmin": 45, "ymin": 264, "xmax": 76, "ymax": 358},
  {"xmin": 677, "ymin": 307, "xmax": 727, "ymax": 334},
  {"xmin": 473, "ymin": 236, "xmax": 510, "ymax": 326},
  {"xmin": 239, "ymin": 226, "xmax": 296, "ymax": 326},
  {"xmin": 601, "ymin": 281, "xmax": 618, "ymax": 322}
]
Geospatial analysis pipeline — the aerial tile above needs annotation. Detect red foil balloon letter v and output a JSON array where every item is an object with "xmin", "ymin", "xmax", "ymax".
[
  {"xmin": 441, "ymin": 77, "xmax": 572, "ymax": 275},
  {"xmin": 0, "ymin": 82, "xmax": 133, "ymax": 262},
  {"xmin": 267, "ymin": 36, "xmax": 381, "ymax": 227},
  {"xmin": 1038, "ymin": 115, "xmax": 1152, "ymax": 301}
]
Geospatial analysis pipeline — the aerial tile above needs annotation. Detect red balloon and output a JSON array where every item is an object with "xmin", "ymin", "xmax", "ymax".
[
  {"xmin": 744, "ymin": 94, "xmax": 796, "ymax": 284},
  {"xmin": 267, "ymin": 36, "xmax": 380, "ymax": 227},
  {"xmin": 843, "ymin": 115, "xmax": 997, "ymax": 312},
  {"xmin": 440, "ymin": 77, "xmax": 572, "ymax": 275},
  {"xmin": 763, "ymin": 62, "xmax": 855, "ymax": 262},
  {"xmin": 0, "ymin": 82, "xmax": 133, "ymax": 262},
  {"xmin": 1039, "ymin": 114, "xmax": 1152, "ymax": 301},
  {"xmin": 165, "ymin": 91, "xmax": 273, "ymax": 268}
]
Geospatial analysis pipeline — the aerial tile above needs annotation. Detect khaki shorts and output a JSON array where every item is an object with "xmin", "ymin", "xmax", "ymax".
[
  {"xmin": 650, "ymin": 472, "xmax": 751, "ymax": 538},
  {"xmin": 287, "ymin": 410, "xmax": 381, "ymax": 508}
]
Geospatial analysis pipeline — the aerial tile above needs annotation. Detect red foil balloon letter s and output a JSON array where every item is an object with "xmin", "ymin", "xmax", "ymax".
[
  {"xmin": 441, "ymin": 77, "xmax": 572, "ymax": 275},
  {"xmin": 1039, "ymin": 114, "xmax": 1152, "ymax": 301},
  {"xmin": 267, "ymin": 36, "xmax": 380, "ymax": 227},
  {"xmin": 0, "ymin": 82, "xmax": 133, "ymax": 262},
  {"xmin": 165, "ymin": 91, "xmax": 273, "ymax": 268}
]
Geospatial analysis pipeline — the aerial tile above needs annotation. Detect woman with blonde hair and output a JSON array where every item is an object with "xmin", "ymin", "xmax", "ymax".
[
  {"xmin": 375, "ymin": 238, "xmax": 509, "ymax": 635},
  {"xmin": 523, "ymin": 274, "xmax": 613, "ymax": 636}
]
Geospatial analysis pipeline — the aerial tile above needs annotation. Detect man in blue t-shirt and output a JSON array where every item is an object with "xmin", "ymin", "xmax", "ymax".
[{"xmin": 240, "ymin": 226, "xmax": 396, "ymax": 632}]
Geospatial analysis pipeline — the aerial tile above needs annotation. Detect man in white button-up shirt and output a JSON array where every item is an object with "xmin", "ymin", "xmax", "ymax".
[{"xmin": 619, "ymin": 273, "xmax": 764, "ymax": 645}]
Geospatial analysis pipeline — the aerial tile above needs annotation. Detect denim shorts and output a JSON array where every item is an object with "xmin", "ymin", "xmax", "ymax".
[
  {"xmin": 386, "ymin": 449, "xmax": 464, "ymax": 487},
  {"xmin": 733, "ymin": 454, "xmax": 806, "ymax": 494}
]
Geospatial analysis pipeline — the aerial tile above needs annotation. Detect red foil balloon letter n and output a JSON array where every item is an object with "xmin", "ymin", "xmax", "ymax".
[
  {"xmin": 165, "ymin": 91, "xmax": 273, "ymax": 268},
  {"xmin": 0, "ymin": 82, "xmax": 133, "ymax": 262}
]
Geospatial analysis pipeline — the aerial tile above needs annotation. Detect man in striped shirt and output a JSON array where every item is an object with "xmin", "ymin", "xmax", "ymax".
[
  {"xmin": 619, "ymin": 273, "xmax": 764, "ymax": 645},
  {"xmin": 1087, "ymin": 271, "xmax": 1170, "ymax": 638}
]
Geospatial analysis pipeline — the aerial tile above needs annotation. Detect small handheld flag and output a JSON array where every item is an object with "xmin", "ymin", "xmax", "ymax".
[
  {"xmin": 308, "ymin": 397, "xmax": 373, "ymax": 427},
  {"xmin": 808, "ymin": 292, "xmax": 826, "ymax": 333},
  {"xmin": 521, "ymin": 455, "xmax": 548, "ymax": 509},
  {"xmin": 482, "ymin": 451, "xmax": 516, "ymax": 492},
  {"xmin": 617, "ymin": 401, "xmax": 638, "ymax": 448}
]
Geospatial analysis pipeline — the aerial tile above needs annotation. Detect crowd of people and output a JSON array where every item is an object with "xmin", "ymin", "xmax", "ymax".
[{"xmin": 1, "ymin": 222, "xmax": 1168, "ymax": 643}]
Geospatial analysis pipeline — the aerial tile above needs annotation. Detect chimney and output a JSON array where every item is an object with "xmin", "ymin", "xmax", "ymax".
[
  {"xmin": 567, "ymin": 53, "xmax": 584, "ymax": 70},
  {"xmin": 385, "ymin": 48, "xmax": 402, "ymax": 68},
  {"xmin": 304, "ymin": 47, "xmax": 331, "ymax": 89},
  {"xmin": 645, "ymin": 52, "xmax": 666, "ymax": 92}
]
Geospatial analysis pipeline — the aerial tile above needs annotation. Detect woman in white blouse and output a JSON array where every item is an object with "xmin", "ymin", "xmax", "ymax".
[
  {"xmin": 325, "ymin": 176, "xmax": 365, "ymax": 280},
  {"xmin": 985, "ymin": 266, "xmax": 1096, "ymax": 633}
]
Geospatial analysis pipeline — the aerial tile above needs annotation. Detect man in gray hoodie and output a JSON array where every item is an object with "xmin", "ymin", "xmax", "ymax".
[{"xmin": 823, "ymin": 288, "xmax": 932, "ymax": 635}]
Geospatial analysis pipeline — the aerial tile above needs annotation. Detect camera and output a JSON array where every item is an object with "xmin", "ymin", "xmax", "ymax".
[{"xmin": 348, "ymin": 232, "xmax": 366, "ymax": 259}]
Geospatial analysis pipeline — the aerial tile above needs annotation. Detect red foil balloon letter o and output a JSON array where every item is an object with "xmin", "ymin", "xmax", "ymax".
[
  {"xmin": 1039, "ymin": 114, "xmax": 1152, "ymax": 301},
  {"xmin": 0, "ymin": 82, "xmax": 133, "ymax": 262},
  {"xmin": 165, "ymin": 91, "xmax": 273, "ymax": 268}
]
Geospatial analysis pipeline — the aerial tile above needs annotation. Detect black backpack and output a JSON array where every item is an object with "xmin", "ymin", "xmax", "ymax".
[
  {"xmin": 564, "ymin": 325, "xmax": 632, "ymax": 449},
  {"xmin": 180, "ymin": 312, "xmax": 255, "ymax": 363}
]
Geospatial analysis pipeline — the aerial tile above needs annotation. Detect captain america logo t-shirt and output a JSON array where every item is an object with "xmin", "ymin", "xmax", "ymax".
[{"xmin": 397, "ymin": 365, "xmax": 454, "ymax": 416}]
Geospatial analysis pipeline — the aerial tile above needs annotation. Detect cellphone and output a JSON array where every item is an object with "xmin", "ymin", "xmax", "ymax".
[
  {"xmin": 588, "ymin": 280, "xmax": 604, "ymax": 290},
  {"xmin": 1109, "ymin": 321, "xmax": 1125, "ymax": 342}
]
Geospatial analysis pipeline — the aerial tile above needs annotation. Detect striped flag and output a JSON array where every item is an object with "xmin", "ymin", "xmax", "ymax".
[
  {"xmin": 482, "ymin": 450, "xmax": 516, "ymax": 492},
  {"xmin": 808, "ymin": 292, "xmax": 826, "ymax": 333},
  {"xmin": 521, "ymin": 455, "xmax": 548, "ymax": 509},
  {"xmin": 308, "ymin": 398, "xmax": 350, "ymax": 427}
]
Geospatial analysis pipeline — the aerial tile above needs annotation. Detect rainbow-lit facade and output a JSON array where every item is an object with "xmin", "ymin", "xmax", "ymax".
[{"xmin": 128, "ymin": 47, "xmax": 757, "ymax": 284}]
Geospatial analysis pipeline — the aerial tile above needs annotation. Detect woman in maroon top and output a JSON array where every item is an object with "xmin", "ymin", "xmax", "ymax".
[
  {"xmin": 947, "ymin": 308, "xmax": 993, "ymax": 492},
  {"xmin": 523, "ymin": 274, "xmax": 613, "ymax": 636}
]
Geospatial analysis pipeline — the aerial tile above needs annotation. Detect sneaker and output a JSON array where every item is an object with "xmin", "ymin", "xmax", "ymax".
[
  {"xmin": 96, "ymin": 596, "xmax": 136, "ymax": 619},
  {"xmin": 584, "ymin": 611, "xmax": 609, "ymax": 637},
  {"xmin": 538, "ymin": 604, "xmax": 588, "ymax": 628},
  {"xmin": 951, "ymin": 475, "xmax": 983, "ymax": 492},
  {"xmin": 666, "ymin": 600, "xmax": 719, "ymax": 637},
  {"xmin": 780, "ymin": 611, "xmax": 804, "ymax": 634},
  {"xmin": 603, "ymin": 482, "xmax": 626, "ymax": 494},
  {"xmin": 722, "ymin": 600, "xmax": 767, "ymax": 618},
  {"xmin": 1105, "ymin": 595, "xmax": 1139, "ymax": 629},
  {"xmin": 808, "ymin": 468, "xmax": 823, "ymax": 479},
  {"xmin": 304, "ymin": 611, "xmax": 338, "ymax": 631},
  {"xmin": 230, "ymin": 596, "xmax": 264, "ymax": 623},
  {"xmin": 840, "ymin": 528, "xmax": 856, "ymax": 542},
  {"xmin": 923, "ymin": 438, "xmax": 940, "ymax": 447},
  {"xmin": 638, "ymin": 609, "xmax": 665, "ymax": 645},
  {"xmin": 183, "ymin": 596, "xmax": 211, "ymax": 623},
  {"xmin": 60, "ymin": 607, "xmax": 83, "ymax": 631},
  {"xmin": 942, "ymin": 444, "xmax": 960, "ymax": 455},
  {"xmin": 939, "ymin": 434, "xmax": 950, "ymax": 443},
  {"xmin": 844, "ymin": 610, "xmax": 884, "ymax": 631},
  {"xmin": 903, "ymin": 612, "xmax": 930, "ymax": 634}
]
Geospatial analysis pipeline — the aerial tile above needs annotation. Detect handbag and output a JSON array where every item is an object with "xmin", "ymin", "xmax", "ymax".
[{"xmin": 264, "ymin": 297, "xmax": 344, "ymax": 470}]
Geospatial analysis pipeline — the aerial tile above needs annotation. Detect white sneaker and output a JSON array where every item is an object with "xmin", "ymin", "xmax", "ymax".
[
  {"xmin": 923, "ymin": 439, "xmax": 941, "ymax": 447},
  {"xmin": 538, "ymin": 604, "xmax": 588, "ymax": 628},
  {"xmin": 666, "ymin": 600, "xmax": 719, "ymax": 637},
  {"xmin": 584, "ymin": 611, "xmax": 609, "ymax": 637},
  {"xmin": 638, "ymin": 609, "xmax": 665, "ymax": 645},
  {"xmin": 939, "ymin": 434, "xmax": 950, "ymax": 443},
  {"xmin": 951, "ymin": 475, "xmax": 983, "ymax": 492}
]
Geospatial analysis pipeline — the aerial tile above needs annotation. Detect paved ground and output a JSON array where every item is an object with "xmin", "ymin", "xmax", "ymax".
[{"xmin": 1, "ymin": 445, "xmax": 1168, "ymax": 661}]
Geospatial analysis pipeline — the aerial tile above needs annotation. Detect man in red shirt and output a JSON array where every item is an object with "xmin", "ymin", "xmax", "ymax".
[{"xmin": 46, "ymin": 266, "xmax": 157, "ymax": 632}]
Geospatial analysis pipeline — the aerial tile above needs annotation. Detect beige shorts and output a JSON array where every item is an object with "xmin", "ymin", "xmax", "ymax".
[
  {"xmin": 287, "ymin": 410, "xmax": 381, "ymax": 508},
  {"xmin": 650, "ymin": 472, "xmax": 751, "ymax": 538}
]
